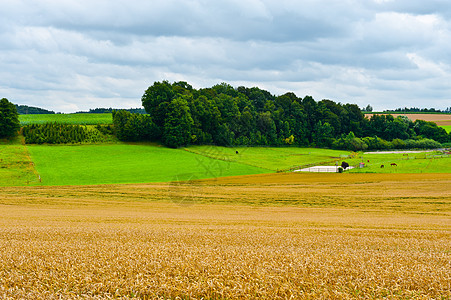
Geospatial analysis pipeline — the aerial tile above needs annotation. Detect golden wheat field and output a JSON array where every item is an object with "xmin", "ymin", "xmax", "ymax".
[{"xmin": 0, "ymin": 173, "xmax": 450, "ymax": 299}]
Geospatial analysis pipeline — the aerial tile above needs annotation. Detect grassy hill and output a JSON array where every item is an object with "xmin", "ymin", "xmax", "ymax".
[{"xmin": 25, "ymin": 143, "xmax": 271, "ymax": 186}]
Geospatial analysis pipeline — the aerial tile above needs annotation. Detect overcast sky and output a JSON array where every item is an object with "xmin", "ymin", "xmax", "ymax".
[{"xmin": 1, "ymin": 0, "xmax": 450, "ymax": 113}]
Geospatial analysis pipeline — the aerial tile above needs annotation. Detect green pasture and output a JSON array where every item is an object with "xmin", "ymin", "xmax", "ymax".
[
  {"xmin": 26, "ymin": 143, "xmax": 270, "ymax": 186},
  {"xmin": 1, "ymin": 140, "xmax": 450, "ymax": 186},
  {"xmin": 0, "ymin": 138, "xmax": 40, "ymax": 186},
  {"xmin": 440, "ymin": 125, "xmax": 451, "ymax": 133},
  {"xmin": 186, "ymin": 146, "xmax": 350, "ymax": 171},
  {"xmin": 19, "ymin": 113, "xmax": 113, "ymax": 125},
  {"xmin": 347, "ymin": 151, "xmax": 451, "ymax": 173}
]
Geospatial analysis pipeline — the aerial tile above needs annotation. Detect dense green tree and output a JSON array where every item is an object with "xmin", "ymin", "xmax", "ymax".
[
  {"xmin": 163, "ymin": 97, "xmax": 194, "ymax": 148},
  {"xmin": 414, "ymin": 120, "xmax": 450, "ymax": 143},
  {"xmin": 312, "ymin": 121, "xmax": 334, "ymax": 147},
  {"xmin": 384, "ymin": 116, "xmax": 410, "ymax": 140},
  {"xmin": 189, "ymin": 95, "xmax": 221, "ymax": 144},
  {"xmin": 115, "ymin": 80, "xmax": 449, "ymax": 150},
  {"xmin": 301, "ymin": 95, "xmax": 319, "ymax": 142},
  {"xmin": 0, "ymin": 98, "xmax": 20, "ymax": 138},
  {"xmin": 113, "ymin": 110, "xmax": 158, "ymax": 141},
  {"xmin": 141, "ymin": 81, "xmax": 175, "ymax": 128},
  {"xmin": 362, "ymin": 104, "xmax": 373, "ymax": 112},
  {"xmin": 256, "ymin": 112, "xmax": 277, "ymax": 144},
  {"xmin": 212, "ymin": 83, "xmax": 237, "ymax": 97}
]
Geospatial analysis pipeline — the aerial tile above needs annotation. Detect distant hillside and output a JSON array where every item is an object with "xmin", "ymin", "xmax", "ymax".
[
  {"xmin": 15, "ymin": 105, "xmax": 147, "ymax": 114},
  {"xmin": 15, "ymin": 104, "xmax": 55, "ymax": 115}
]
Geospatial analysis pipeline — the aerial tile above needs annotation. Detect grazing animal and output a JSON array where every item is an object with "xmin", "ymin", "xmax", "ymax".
[
  {"xmin": 367, "ymin": 160, "xmax": 370, "ymax": 162},
  {"xmin": 380, "ymin": 165, "xmax": 384, "ymax": 168},
  {"xmin": 391, "ymin": 163, "xmax": 397, "ymax": 166},
  {"xmin": 235, "ymin": 151, "xmax": 239, "ymax": 154},
  {"xmin": 341, "ymin": 161, "xmax": 349, "ymax": 169}
]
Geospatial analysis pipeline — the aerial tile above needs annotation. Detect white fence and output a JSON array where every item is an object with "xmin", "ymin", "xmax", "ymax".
[{"xmin": 295, "ymin": 166, "xmax": 356, "ymax": 173}]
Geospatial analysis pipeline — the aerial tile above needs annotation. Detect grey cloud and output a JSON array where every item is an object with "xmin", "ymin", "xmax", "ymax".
[{"xmin": 1, "ymin": 0, "xmax": 450, "ymax": 112}]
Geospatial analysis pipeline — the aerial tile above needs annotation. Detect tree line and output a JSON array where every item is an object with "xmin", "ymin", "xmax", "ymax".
[
  {"xmin": 15, "ymin": 104, "xmax": 55, "ymax": 114},
  {"xmin": 113, "ymin": 81, "xmax": 451, "ymax": 150},
  {"xmin": 76, "ymin": 108, "xmax": 147, "ymax": 114},
  {"xmin": 1, "ymin": 90, "xmax": 449, "ymax": 150},
  {"xmin": 385, "ymin": 107, "xmax": 451, "ymax": 113}
]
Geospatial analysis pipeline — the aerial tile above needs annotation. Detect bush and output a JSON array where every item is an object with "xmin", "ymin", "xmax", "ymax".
[
  {"xmin": 113, "ymin": 110, "xmax": 159, "ymax": 142},
  {"xmin": 22, "ymin": 123, "xmax": 113, "ymax": 144}
]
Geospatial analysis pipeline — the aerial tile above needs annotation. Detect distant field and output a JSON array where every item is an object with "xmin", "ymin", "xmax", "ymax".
[
  {"xmin": 26, "ymin": 143, "xmax": 269, "ymax": 186},
  {"xmin": 0, "ymin": 173, "xmax": 449, "ymax": 298},
  {"xmin": 19, "ymin": 113, "xmax": 113, "ymax": 125},
  {"xmin": 365, "ymin": 113, "xmax": 451, "ymax": 126}
]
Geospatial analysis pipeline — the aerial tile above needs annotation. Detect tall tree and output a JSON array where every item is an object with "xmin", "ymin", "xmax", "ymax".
[
  {"xmin": 141, "ymin": 80, "xmax": 175, "ymax": 129},
  {"xmin": 163, "ymin": 96, "xmax": 194, "ymax": 148},
  {"xmin": 0, "ymin": 98, "xmax": 20, "ymax": 138}
]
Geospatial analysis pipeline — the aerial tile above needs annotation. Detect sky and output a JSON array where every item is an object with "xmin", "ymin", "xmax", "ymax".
[{"xmin": 0, "ymin": 0, "xmax": 450, "ymax": 113}]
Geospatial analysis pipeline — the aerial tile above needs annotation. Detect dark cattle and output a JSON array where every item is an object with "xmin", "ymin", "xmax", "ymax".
[
  {"xmin": 236, "ymin": 151, "xmax": 239, "ymax": 154},
  {"xmin": 380, "ymin": 165, "xmax": 384, "ymax": 168},
  {"xmin": 367, "ymin": 160, "xmax": 370, "ymax": 162},
  {"xmin": 341, "ymin": 161, "xmax": 349, "ymax": 169},
  {"xmin": 391, "ymin": 163, "xmax": 397, "ymax": 166}
]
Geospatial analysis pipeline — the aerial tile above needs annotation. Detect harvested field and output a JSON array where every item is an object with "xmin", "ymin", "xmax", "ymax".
[
  {"xmin": 365, "ymin": 113, "xmax": 451, "ymax": 125},
  {"xmin": 0, "ymin": 173, "xmax": 450, "ymax": 299}
]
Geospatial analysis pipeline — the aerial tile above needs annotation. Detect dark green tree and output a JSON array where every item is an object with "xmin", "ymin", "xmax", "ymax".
[
  {"xmin": 0, "ymin": 98, "xmax": 20, "ymax": 138},
  {"xmin": 141, "ymin": 80, "xmax": 175, "ymax": 129},
  {"xmin": 163, "ymin": 97, "xmax": 194, "ymax": 148},
  {"xmin": 312, "ymin": 121, "xmax": 334, "ymax": 147},
  {"xmin": 112, "ymin": 110, "xmax": 158, "ymax": 141}
]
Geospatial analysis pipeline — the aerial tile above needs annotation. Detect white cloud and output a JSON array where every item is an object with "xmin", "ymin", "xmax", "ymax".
[{"xmin": 0, "ymin": 0, "xmax": 450, "ymax": 112}]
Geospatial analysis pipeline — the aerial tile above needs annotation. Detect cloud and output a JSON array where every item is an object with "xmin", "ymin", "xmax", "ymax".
[{"xmin": 0, "ymin": 0, "xmax": 450, "ymax": 112}]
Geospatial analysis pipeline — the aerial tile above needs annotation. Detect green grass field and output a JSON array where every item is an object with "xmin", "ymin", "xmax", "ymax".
[
  {"xmin": 1, "ymin": 138, "xmax": 450, "ymax": 186},
  {"xmin": 347, "ymin": 151, "xmax": 451, "ymax": 173},
  {"xmin": 19, "ymin": 113, "xmax": 113, "ymax": 125},
  {"xmin": 186, "ymin": 146, "xmax": 350, "ymax": 171},
  {"xmin": 440, "ymin": 125, "xmax": 451, "ymax": 133},
  {"xmin": 26, "ymin": 143, "xmax": 270, "ymax": 186},
  {"xmin": 0, "ymin": 138, "xmax": 40, "ymax": 186}
]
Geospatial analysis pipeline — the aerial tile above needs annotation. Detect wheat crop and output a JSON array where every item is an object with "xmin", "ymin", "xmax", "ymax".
[{"xmin": 0, "ymin": 173, "xmax": 449, "ymax": 299}]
